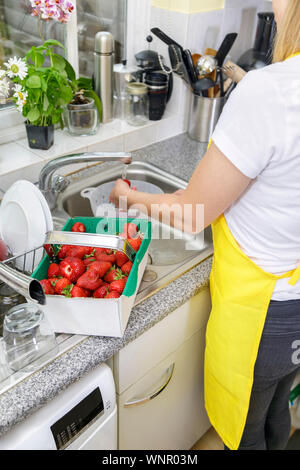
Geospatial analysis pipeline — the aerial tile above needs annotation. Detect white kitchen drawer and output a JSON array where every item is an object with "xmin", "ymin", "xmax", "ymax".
[
  {"xmin": 113, "ymin": 288, "xmax": 211, "ymax": 394},
  {"xmin": 118, "ymin": 326, "xmax": 211, "ymax": 450}
]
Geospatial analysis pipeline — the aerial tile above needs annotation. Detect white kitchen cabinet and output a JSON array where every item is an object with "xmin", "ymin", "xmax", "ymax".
[{"xmin": 113, "ymin": 288, "xmax": 212, "ymax": 450}]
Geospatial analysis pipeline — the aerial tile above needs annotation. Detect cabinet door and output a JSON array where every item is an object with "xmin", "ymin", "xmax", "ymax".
[
  {"xmin": 118, "ymin": 326, "xmax": 211, "ymax": 450},
  {"xmin": 114, "ymin": 288, "xmax": 211, "ymax": 394}
]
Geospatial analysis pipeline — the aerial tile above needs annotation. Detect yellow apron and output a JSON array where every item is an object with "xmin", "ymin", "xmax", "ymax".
[{"xmin": 204, "ymin": 53, "xmax": 300, "ymax": 450}]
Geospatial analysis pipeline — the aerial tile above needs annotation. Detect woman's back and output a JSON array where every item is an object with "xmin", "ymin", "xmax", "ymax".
[{"xmin": 212, "ymin": 54, "xmax": 300, "ymax": 300}]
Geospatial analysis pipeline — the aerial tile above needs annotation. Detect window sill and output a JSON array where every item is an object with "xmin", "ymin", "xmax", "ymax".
[{"xmin": 0, "ymin": 112, "xmax": 185, "ymax": 192}]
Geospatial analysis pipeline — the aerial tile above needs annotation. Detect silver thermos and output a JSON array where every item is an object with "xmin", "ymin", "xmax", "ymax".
[{"xmin": 94, "ymin": 31, "xmax": 114, "ymax": 123}]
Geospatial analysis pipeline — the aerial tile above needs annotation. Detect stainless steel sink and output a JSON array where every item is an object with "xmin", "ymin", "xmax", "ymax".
[{"xmin": 55, "ymin": 161, "xmax": 213, "ymax": 303}]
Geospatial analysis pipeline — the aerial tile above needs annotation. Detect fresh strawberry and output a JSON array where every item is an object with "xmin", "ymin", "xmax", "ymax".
[
  {"xmin": 76, "ymin": 269, "xmax": 104, "ymax": 291},
  {"xmin": 83, "ymin": 257, "xmax": 97, "ymax": 267},
  {"xmin": 71, "ymin": 285, "xmax": 90, "ymax": 298},
  {"xmin": 93, "ymin": 283, "xmax": 110, "ymax": 299},
  {"xmin": 59, "ymin": 257, "xmax": 85, "ymax": 283},
  {"xmin": 48, "ymin": 277, "xmax": 59, "ymax": 287},
  {"xmin": 47, "ymin": 263, "xmax": 60, "ymax": 279},
  {"xmin": 84, "ymin": 246, "xmax": 95, "ymax": 255},
  {"xmin": 121, "ymin": 261, "xmax": 133, "ymax": 276},
  {"xmin": 40, "ymin": 279, "xmax": 55, "ymax": 295},
  {"xmin": 115, "ymin": 251, "xmax": 129, "ymax": 267},
  {"xmin": 44, "ymin": 244, "xmax": 56, "ymax": 259},
  {"xmin": 128, "ymin": 237, "xmax": 142, "ymax": 252},
  {"xmin": 109, "ymin": 277, "xmax": 128, "ymax": 294},
  {"xmin": 72, "ymin": 222, "xmax": 86, "ymax": 232},
  {"xmin": 105, "ymin": 291, "xmax": 121, "ymax": 299},
  {"xmin": 87, "ymin": 261, "xmax": 112, "ymax": 278},
  {"xmin": 94, "ymin": 248, "xmax": 112, "ymax": 256},
  {"xmin": 94, "ymin": 252, "xmax": 117, "ymax": 263},
  {"xmin": 55, "ymin": 277, "xmax": 73, "ymax": 296},
  {"xmin": 104, "ymin": 267, "xmax": 125, "ymax": 283},
  {"xmin": 123, "ymin": 223, "xmax": 138, "ymax": 239},
  {"xmin": 57, "ymin": 244, "xmax": 72, "ymax": 260},
  {"xmin": 66, "ymin": 246, "xmax": 87, "ymax": 259}
]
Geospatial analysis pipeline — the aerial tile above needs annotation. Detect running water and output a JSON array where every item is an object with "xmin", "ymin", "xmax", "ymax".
[{"xmin": 122, "ymin": 165, "xmax": 127, "ymax": 181}]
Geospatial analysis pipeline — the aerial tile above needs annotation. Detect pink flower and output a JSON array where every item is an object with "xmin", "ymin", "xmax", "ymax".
[
  {"xmin": 28, "ymin": 0, "xmax": 74, "ymax": 23},
  {"xmin": 65, "ymin": 1, "xmax": 74, "ymax": 13}
]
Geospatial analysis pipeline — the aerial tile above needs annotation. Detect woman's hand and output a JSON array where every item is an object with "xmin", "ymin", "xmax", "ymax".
[
  {"xmin": 109, "ymin": 179, "xmax": 131, "ymax": 208},
  {"xmin": 173, "ymin": 189, "xmax": 185, "ymax": 197}
]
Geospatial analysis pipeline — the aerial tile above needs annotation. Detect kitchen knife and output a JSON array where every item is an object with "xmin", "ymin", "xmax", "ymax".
[{"xmin": 181, "ymin": 49, "xmax": 198, "ymax": 84}]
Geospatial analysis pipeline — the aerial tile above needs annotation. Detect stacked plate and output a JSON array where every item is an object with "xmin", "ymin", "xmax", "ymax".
[{"xmin": 0, "ymin": 180, "xmax": 53, "ymax": 271}]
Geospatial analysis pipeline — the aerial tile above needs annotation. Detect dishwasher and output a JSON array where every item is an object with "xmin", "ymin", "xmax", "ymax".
[{"xmin": 0, "ymin": 363, "xmax": 117, "ymax": 450}]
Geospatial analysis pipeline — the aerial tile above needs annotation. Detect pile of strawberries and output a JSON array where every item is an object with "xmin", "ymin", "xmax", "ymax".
[{"xmin": 39, "ymin": 221, "xmax": 142, "ymax": 299}]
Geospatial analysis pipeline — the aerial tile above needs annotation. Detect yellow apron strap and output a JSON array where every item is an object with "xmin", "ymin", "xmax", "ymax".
[{"xmin": 289, "ymin": 265, "xmax": 300, "ymax": 286}]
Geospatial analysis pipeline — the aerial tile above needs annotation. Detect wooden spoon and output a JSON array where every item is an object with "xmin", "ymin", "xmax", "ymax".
[{"xmin": 204, "ymin": 48, "xmax": 217, "ymax": 98}]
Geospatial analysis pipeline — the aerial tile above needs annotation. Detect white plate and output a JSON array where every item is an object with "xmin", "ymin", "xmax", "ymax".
[
  {"xmin": 29, "ymin": 182, "xmax": 53, "ymax": 233},
  {"xmin": 0, "ymin": 180, "xmax": 48, "ymax": 271}
]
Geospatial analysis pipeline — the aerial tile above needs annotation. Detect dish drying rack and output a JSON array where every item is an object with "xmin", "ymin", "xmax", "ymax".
[
  {"xmin": 2, "ymin": 245, "xmax": 46, "ymax": 275},
  {"xmin": 0, "ymin": 246, "xmax": 87, "ymax": 395}
]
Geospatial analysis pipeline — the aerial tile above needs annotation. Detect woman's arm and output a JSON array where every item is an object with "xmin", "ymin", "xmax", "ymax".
[{"xmin": 109, "ymin": 142, "xmax": 251, "ymax": 233}]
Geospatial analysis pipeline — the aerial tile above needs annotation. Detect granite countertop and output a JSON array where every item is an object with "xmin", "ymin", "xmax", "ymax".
[{"xmin": 0, "ymin": 132, "xmax": 213, "ymax": 437}]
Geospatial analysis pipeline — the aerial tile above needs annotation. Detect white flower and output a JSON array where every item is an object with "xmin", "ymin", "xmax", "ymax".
[
  {"xmin": 0, "ymin": 78, "xmax": 10, "ymax": 98},
  {"xmin": 14, "ymin": 89, "xmax": 28, "ymax": 102},
  {"xmin": 0, "ymin": 69, "xmax": 6, "ymax": 80},
  {"xmin": 15, "ymin": 91, "xmax": 28, "ymax": 113},
  {"xmin": 15, "ymin": 100, "xmax": 25, "ymax": 113},
  {"xmin": 4, "ymin": 57, "xmax": 28, "ymax": 80},
  {"xmin": 13, "ymin": 84, "xmax": 23, "ymax": 93}
]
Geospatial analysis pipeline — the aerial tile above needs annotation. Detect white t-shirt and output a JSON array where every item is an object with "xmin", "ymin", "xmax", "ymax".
[{"xmin": 212, "ymin": 54, "xmax": 300, "ymax": 301}]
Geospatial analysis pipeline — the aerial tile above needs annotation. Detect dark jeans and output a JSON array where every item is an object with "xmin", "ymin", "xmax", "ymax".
[{"xmin": 227, "ymin": 299, "xmax": 300, "ymax": 450}]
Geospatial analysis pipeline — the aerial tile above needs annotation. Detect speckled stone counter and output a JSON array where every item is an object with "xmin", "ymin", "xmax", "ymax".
[{"xmin": 0, "ymin": 132, "xmax": 212, "ymax": 437}]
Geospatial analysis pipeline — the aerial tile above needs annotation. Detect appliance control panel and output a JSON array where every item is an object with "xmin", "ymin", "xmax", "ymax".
[{"xmin": 50, "ymin": 387, "xmax": 104, "ymax": 450}]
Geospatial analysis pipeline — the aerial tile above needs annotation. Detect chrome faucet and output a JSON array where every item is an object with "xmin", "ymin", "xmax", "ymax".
[{"xmin": 38, "ymin": 152, "xmax": 132, "ymax": 210}]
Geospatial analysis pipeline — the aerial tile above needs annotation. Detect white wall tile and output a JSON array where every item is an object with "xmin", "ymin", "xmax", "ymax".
[
  {"xmin": 0, "ymin": 160, "xmax": 45, "ymax": 192},
  {"xmin": 0, "ymin": 142, "xmax": 43, "ymax": 177},
  {"xmin": 221, "ymin": 3, "xmax": 264, "ymax": 62},
  {"xmin": 124, "ymin": 123, "xmax": 159, "ymax": 151},
  {"xmin": 126, "ymin": 0, "xmax": 152, "ymax": 66},
  {"xmin": 186, "ymin": 9, "xmax": 224, "ymax": 54},
  {"xmin": 86, "ymin": 135, "xmax": 125, "ymax": 153}
]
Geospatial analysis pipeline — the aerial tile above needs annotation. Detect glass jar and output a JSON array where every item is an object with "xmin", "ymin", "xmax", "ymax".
[
  {"xmin": 125, "ymin": 82, "xmax": 149, "ymax": 127},
  {"xmin": 64, "ymin": 98, "xmax": 99, "ymax": 136},
  {"xmin": 3, "ymin": 303, "xmax": 58, "ymax": 371},
  {"xmin": 0, "ymin": 282, "xmax": 26, "ymax": 336}
]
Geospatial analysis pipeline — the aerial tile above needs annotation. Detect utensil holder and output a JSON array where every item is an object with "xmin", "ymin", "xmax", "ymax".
[{"xmin": 188, "ymin": 94, "xmax": 226, "ymax": 143}]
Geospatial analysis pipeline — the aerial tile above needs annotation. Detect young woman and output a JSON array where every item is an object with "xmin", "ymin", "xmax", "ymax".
[{"xmin": 110, "ymin": 0, "xmax": 300, "ymax": 450}]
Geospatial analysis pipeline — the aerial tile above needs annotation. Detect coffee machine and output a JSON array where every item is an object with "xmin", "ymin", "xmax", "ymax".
[
  {"xmin": 135, "ymin": 35, "xmax": 173, "ymax": 121},
  {"xmin": 238, "ymin": 12, "xmax": 276, "ymax": 71}
]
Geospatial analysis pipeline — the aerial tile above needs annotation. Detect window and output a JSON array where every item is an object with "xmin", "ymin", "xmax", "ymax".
[
  {"xmin": 0, "ymin": 0, "xmax": 66, "ymax": 109},
  {"xmin": 0, "ymin": 0, "xmax": 127, "ymax": 137},
  {"xmin": 77, "ymin": 0, "xmax": 127, "ymax": 77}
]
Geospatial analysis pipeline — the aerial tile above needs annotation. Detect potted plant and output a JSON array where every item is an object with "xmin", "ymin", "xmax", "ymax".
[
  {"xmin": 64, "ymin": 76, "xmax": 102, "ymax": 136},
  {"xmin": 0, "ymin": 40, "xmax": 74, "ymax": 149}
]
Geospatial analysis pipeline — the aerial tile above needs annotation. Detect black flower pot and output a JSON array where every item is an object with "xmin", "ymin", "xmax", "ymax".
[{"xmin": 25, "ymin": 123, "xmax": 54, "ymax": 150}]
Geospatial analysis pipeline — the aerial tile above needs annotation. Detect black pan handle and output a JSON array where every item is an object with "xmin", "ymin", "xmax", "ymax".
[{"xmin": 151, "ymin": 27, "xmax": 184, "ymax": 52}]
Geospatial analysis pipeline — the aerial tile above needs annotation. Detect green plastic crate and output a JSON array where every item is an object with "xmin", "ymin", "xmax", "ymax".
[{"xmin": 32, "ymin": 217, "xmax": 152, "ymax": 337}]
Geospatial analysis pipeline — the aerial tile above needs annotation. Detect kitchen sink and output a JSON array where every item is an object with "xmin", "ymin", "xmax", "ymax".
[{"xmin": 55, "ymin": 161, "xmax": 213, "ymax": 304}]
